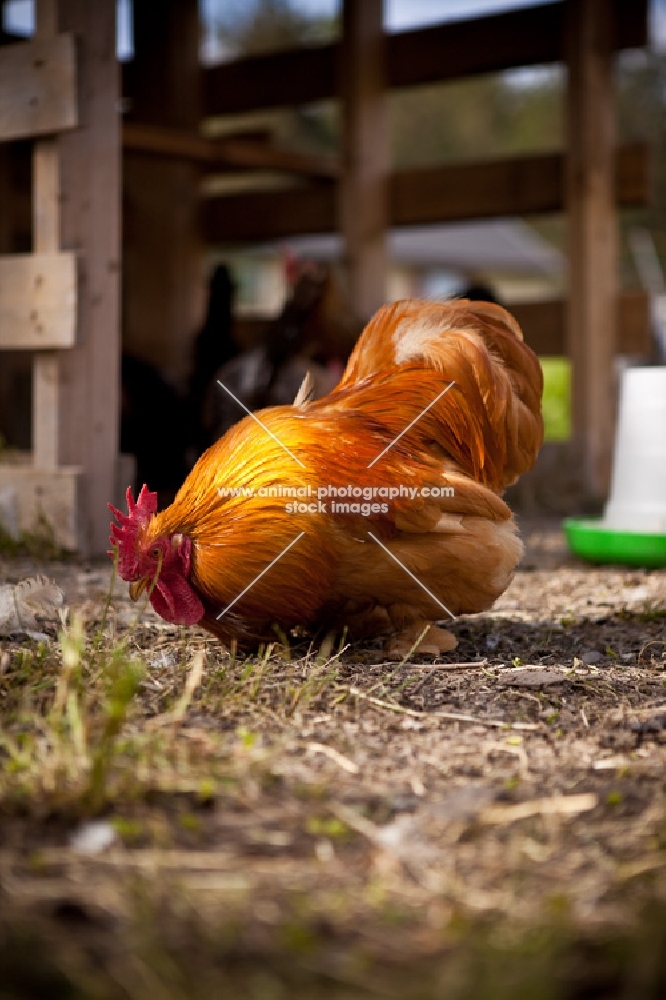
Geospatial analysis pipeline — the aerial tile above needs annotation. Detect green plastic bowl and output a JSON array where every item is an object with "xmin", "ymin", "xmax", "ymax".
[{"xmin": 564, "ymin": 518, "xmax": 666, "ymax": 568}]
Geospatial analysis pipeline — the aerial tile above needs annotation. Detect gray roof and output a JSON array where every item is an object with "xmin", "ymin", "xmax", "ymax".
[{"xmin": 267, "ymin": 219, "xmax": 563, "ymax": 276}]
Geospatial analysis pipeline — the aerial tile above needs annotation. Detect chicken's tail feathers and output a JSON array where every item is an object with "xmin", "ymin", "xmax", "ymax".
[{"xmin": 331, "ymin": 298, "xmax": 544, "ymax": 491}]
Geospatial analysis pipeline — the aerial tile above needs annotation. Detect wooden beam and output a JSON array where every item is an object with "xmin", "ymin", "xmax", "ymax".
[
  {"xmin": 52, "ymin": 0, "xmax": 121, "ymax": 555},
  {"xmin": 122, "ymin": 122, "xmax": 339, "ymax": 178},
  {"xmin": 0, "ymin": 253, "xmax": 76, "ymax": 349},
  {"xmin": 215, "ymin": 136, "xmax": 338, "ymax": 178},
  {"xmin": 566, "ymin": 0, "xmax": 617, "ymax": 497},
  {"xmin": 0, "ymin": 34, "xmax": 77, "ymax": 141},
  {"xmin": 205, "ymin": 184, "xmax": 333, "ymax": 243},
  {"xmin": 338, "ymin": 0, "xmax": 388, "ymax": 320},
  {"xmin": 392, "ymin": 155, "xmax": 565, "ymax": 226},
  {"xmin": 393, "ymin": 142, "xmax": 648, "ymax": 225},
  {"xmin": 204, "ymin": 143, "xmax": 650, "ymax": 243},
  {"xmin": 511, "ymin": 291, "xmax": 650, "ymax": 357},
  {"xmin": 122, "ymin": 0, "xmax": 204, "ymax": 378},
  {"xmin": 123, "ymin": 121, "xmax": 214, "ymax": 162},
  {"xmin": 202, "ymin": 44, "xmax": 335, "ymax": 116},
  {"xmin": 202, "ymin": 0, "xmax": 647, "ymax": 115}
]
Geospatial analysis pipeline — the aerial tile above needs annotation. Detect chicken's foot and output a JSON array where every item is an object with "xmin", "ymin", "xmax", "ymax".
[{"xmin": 385, "ymin": 622, "xmax": 458, "ymax": 660}]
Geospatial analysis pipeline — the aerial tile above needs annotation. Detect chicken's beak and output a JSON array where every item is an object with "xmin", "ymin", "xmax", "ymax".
[{"xmin": 129, "ymin": 577, "xmax": 148, "ymax": 602}]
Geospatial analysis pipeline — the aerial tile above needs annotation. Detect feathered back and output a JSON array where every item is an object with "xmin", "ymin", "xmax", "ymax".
[{"xmin": 331, "ymin": 299, "xmax": 543, "ymax": 491}]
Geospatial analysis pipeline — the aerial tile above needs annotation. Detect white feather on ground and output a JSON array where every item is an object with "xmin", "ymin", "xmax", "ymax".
[{"xmin": 0, "ymin": 576, "xmax": 64, "ymax": 639}]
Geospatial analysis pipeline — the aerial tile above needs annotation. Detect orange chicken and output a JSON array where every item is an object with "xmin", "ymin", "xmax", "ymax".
[{"xmin": 110, "ymin": 299, "xmax": 543, "ymax": 657}]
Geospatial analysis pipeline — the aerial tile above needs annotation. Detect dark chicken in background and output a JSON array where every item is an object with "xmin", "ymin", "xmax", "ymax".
[
  {"xmin": 120, "ymin": 265, "xmax": 237, "ymax": 507},
  {"xmin": 186, "ymin": 264, "xmax": 238, "ymax": 457},
  {"xmin": 200, "ymin": 258, "xmax": 358, "ymax": 445},
  {"xmin": 120, "ymin": 353, "xmax": 189, "ymax": 509},
  {"xmin": 121, "ymin": 259, "xmax": 358, "ymax": 507}
]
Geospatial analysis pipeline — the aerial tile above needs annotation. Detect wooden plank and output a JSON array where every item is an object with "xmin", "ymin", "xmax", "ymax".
[
  {"xmin": 204, "ymin": 143, "xmax": 650, "ymax": 242},
  {"xmin": 53, "ymin": 0, "xmax": 121, "ymax": 555},
  {"xmin": 33, "ymin": 139, "xmax": 60, "ymax": 250},
  {"xmin": 511, "ymin": 291, "xmax": 650, "ymax": 357},
  {"xmin": 392, "ymin": 142, "xmax": 649, "ymax": 225},
  {"xmin": 566, "ymin": 0, "xmax": 617, "ymax": 496},
  {"xmin": 122, "ymin": 122, "xmax": 339, "ymax": 177},
  {"xmin": 0, "ymin": 452, "xmax": 136, "ymax": 549},
  {"xmin": 33, "ymin": 354, "xmax": 59, "ymax": 468},
  {"xmin": 202, "ymin": 0, "xmax": 647, "ymax": 115},
  {"xmin": 0, "ymin": 34, "xmax": 77, "ymax": 141},
  {"xmin": 392, "ymin": 154, "xmax": 564, "ymax": 226},
  {"xmin": 0, "ymin": 253, "xmax": 76, "ymax": 348},
  {"xmin": 123, "ymin": 121, "xmax": 217, "ymax": 162},
  {"xmin": 215, "ymin": 136, "xmax": 338, "ymax": 178},
  {"xmin": 0, "ymin": 462, "xmax": 82, "ymax": 550},
  {"xmin": 32, "ymin": 1, "xmax": 63, "ymax": 472},
  {"xmin": 338, "ymin": 0, "xmax": 388, "ymax": 320},
  {"xmin": 202, "ymin": 45, "xmax": 336, "ymax": 118},
  {"xmin": 389, "ymin": 0, "xmax": 646, "ymax": 90}
]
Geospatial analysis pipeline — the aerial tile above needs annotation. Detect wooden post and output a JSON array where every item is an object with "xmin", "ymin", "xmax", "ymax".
[
  {"xmin": 338, "ymin": 0, "xmax": 388, "ymax": 322},
  {"xmin": 566, "ymin": 0, "xmax": 617, "ymax": 497},
  {"xmin": 32, "ymin": 0, "xmax": 60, "ymax": 471},
  {"xmin": 123, "ymin": 0, "xmax": 204, "ymax": 380},
  {"xmin": 46, "ymin": 0, "xmax": 120, "ymax": 553}
]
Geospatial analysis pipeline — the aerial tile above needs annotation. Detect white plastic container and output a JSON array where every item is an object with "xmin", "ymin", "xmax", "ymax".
[{"xmin": 604, "ymin": 366, "xmax": 666, "ymax": 533}]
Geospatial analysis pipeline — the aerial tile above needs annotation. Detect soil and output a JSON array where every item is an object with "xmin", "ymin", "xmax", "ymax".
[{"xmin": 0, "ymin": 517, "xmax": 665, "ymax": 999}]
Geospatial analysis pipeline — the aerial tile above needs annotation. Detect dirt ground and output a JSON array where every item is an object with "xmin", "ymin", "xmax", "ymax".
[{"xmin": 1, "ymin": 517, "xmax": 665, "ymax": 999}]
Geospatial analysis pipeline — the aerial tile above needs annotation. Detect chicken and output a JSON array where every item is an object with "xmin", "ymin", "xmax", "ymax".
[
  {"xmin": 109, "ymin": 299, "xmax": 543, "ymax": 658},
  {"xmin": 201, "ymin": 259, "xmax": 358, "ymax": 444}
]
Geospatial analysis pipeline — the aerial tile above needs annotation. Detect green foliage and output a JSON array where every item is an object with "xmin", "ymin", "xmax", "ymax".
[
  {"xmin": 208, "ymin": 0, "xmax": 338, "ymax": 60},
  {"xmin": 391, "ymin": 70, "xmax": 564, "ymax": 170},
  {"xmin": 86, "ymin": 648, "xmax": 145, "ymax": 811},
  {"xmin": 540, "ymin": 358, "xmax": 571, "ymax": 443}
]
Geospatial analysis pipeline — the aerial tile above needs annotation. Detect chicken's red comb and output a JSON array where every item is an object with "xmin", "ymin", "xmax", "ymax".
[{"xmin": 108, "ymin": 484, "xmax": 158, "ymax": 579}]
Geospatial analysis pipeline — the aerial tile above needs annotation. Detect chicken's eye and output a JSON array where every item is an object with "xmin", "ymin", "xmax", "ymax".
[{"xmin": 151, "ymin": 546, "xmax": 161, "ymax": 559}]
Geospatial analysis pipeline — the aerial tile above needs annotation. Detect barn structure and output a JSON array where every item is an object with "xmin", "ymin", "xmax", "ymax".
[{"xmin": 0, "ymin": 0, "xmax": 653, "ymax": 554}]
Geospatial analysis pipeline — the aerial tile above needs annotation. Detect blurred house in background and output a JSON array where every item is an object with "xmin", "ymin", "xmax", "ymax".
[{"xmin": 222, "ymin": 219, "xmax": 565, "ymax": 316}]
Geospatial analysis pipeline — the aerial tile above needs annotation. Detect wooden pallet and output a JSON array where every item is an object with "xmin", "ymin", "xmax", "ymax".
[{"xmin": 0, "ymin": 0, "xmax": 120, "ymax": 554}]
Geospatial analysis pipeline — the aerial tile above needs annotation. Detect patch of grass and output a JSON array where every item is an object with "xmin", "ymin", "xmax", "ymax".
[
  {"xmin": 0, "ymin": 512, "xmax": 66, "ymax": 560},
  {"xmin": 0, "ymin": 580, "xmax": 348, "ymax": 819},
  {"xmin": 1, "ymin": 886, "xmax": 666, "ymax": 1000},
  {"xmin": 2, "ymin": 552, "xmax": 666, "ymax": 998}
]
